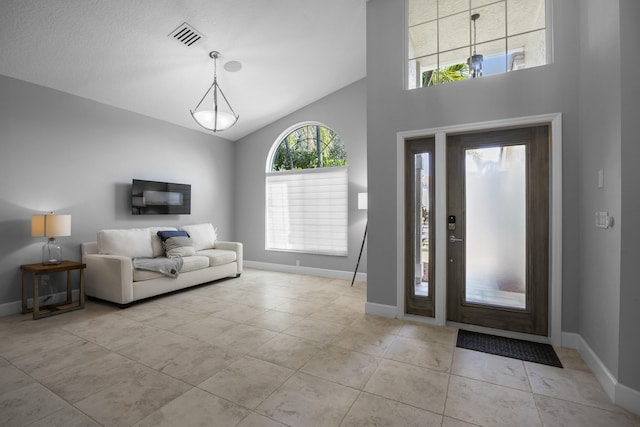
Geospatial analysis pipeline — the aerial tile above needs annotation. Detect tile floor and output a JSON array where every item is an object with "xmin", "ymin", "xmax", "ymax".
[{"xmin": 1, "ymin": 268, "xmax": 638, "ymax": 426}]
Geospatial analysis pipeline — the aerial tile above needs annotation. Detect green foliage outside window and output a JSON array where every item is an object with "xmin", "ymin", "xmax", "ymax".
[
  {"xmin": 272, "ymin": 125, "xmax": 348, "ymax": 171},
  {"xmin": 422, "ymin": 63, "xmax": 470, "ymax": 87}
]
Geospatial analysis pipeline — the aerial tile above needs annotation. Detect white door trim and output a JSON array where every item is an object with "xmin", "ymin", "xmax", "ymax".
[{"xmin": 396, "ymin": 113, "xmax": 563, "ymax": 345}]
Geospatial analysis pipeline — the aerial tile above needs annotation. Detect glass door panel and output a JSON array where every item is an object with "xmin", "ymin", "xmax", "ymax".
[
  {"xmin": 414, "ymin": 152, "xmax": 431, "ymax": 297},
  {"xmin": 465, "ymin": 145, "xmax": 526, "ymax": 309},
  {"xmin": 405, "ymin": 137, "xmax": 435, "ymax": 317}
]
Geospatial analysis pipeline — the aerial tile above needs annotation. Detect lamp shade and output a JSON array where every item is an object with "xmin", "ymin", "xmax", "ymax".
[
  {"xmin": 358, "ymin": 193, "xmax": 368, "ymax": 210},
  {"xmin": 32, "ymin": 213, "xmax": 71, "ymax": 238}
]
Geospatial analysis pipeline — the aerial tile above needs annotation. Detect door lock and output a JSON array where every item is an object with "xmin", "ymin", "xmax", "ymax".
[
  {"xmin": 448, "ymin": 215, "xmax": 456, "ymax": 230},
  {"xmin": 449, "ymin": 235, "xmax": 463, "ymax": 243}
]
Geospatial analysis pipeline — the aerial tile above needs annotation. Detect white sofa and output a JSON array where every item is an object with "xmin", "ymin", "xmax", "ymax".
[{"xmin": 81, "ymin": 223, "xmax": 242, "ymax": 306}]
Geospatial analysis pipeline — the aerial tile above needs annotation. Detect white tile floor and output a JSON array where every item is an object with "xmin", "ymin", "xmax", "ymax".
[{"xmin": 1, "ymin": 268, "xmax": 638, "ymax": 426}]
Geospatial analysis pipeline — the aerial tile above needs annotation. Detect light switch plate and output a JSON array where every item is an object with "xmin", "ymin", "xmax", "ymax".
[
  {"xmin": 595, "ymin": 211, "xmax": 613, "ymax": 229},
  {"xmin": 597, "ymin": 169, "xmax": 604, "ymax": 188}
]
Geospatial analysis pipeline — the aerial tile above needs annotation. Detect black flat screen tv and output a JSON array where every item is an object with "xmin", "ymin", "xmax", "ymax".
[{"xmin": 131, "ymin": 179, "xmax": 191, "ymax": 215}]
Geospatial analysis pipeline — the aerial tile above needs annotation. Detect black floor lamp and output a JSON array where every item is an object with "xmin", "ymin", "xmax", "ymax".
[{"xmin": 351, "ymin": 193, "xmax": 368, "ymax": 287}]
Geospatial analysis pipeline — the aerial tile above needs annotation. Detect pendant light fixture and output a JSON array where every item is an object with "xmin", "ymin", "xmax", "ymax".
[
  {"xmin": 190, "ymin": 51, "xmax": 239, "ymax": 132},
  {"xmin": 468, "ymin": 13, "xmax": 483, "ymax": 78}
]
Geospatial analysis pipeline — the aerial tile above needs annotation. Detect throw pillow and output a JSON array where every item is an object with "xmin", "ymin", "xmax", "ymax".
[
  {"xmin": 157, "ymin": 231, "xmax": 195, "ymax": 258},
  {"xmin": 149, "ymin": 227, "xmax": 178, "ymax": 257},
  {"xmin": 157, "ymin": 230, "xmax": 190, "ymax": 241},
  {"xmin": 164, "ymin": 237, "xmax": 196, "ymax": 258}
]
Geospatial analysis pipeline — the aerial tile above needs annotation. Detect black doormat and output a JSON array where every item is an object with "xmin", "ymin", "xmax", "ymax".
[{"xmin": 456, "ymin": 329, "xmax": 563, "ymax": 368}]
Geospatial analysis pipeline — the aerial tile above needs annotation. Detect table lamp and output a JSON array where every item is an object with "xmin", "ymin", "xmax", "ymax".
[{"xmin": 32, "ymin": 212, "xmax": 71, "ymax": 265}]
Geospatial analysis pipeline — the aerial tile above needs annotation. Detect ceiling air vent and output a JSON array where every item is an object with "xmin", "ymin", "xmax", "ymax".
[{"xmin": 169, "ymin": 22, "xmax": 205, "ymax": 47}]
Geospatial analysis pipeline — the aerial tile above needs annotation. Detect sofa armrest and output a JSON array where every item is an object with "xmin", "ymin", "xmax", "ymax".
[
  {"xmin": 81, "ymin": 242, "xmax": 98, "ymax": 257},
  {"xmin": 214, "ymin": 241, "xmax": 243, "ymax": 275},
  {"xmin": 83, "ymin": 253, "xmax": 134, "ymax": 304}
]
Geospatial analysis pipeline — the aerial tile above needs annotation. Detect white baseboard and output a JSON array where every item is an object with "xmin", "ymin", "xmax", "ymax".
[
  {"xmin": 616, "ymin": 383, "xmax": 640, "ymax": 415},
  {"xmin": 561, "ymin": 331, "xmax": 581, "ymax": 349},
  {"xmin": 244, "ymin": 260, "xmax": 366, "ymax": 282},
  {"xmin": 0, "ymin": 300, "xmax": 22, "ymax": 317},
  {"xmin": 576, "ymin": 335, "xmax": 618, "ymax": 401},
  {"xmin": 0, "ymin": 290, "xmax": 81, "ymax": 317},
  {"xmin": 570, "ymin": 332, "xmax": 640, "ymax": 415},
  {"xmin": 364, "ymin": 302, "xmax": 399, "ymax": 318}
]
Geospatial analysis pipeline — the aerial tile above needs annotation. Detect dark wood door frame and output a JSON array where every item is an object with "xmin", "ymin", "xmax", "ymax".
[
  {"xmin": 446, "ymin": 125, "xmax": 550, "ymax": 336},
  {"xmin": 396, "ymin": 114, "xmax": 562, "ymax": 344},
  {"xmin": 404, "ymin": 137, "xmax": 435, "ymax": 317}
]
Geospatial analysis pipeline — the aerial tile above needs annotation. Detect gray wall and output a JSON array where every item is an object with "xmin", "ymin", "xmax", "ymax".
[
  {"xmin": 0, "ymin": 75, "xmax": 235, "ymax": 308},
  {"xmin": 234, "ymin": 79, "xmax": 367, "ymax": 274},
  {"xmin": 577, "ymin": 0, "xmax": 640, "ymax": 394},
  {"xmin": 365, "ymin": 0, "xmax": 581, "ymax": 332},
  {"xmin": 577, "ymin": 0, "xmax": 622, "ymax": 381},
  {"xmin": 618, "ymin": 0, "xmax": 640, "ymax": 393},
  {"xmin": 366, "ymin": 0, "xmax": 640, "ymax": 395}
]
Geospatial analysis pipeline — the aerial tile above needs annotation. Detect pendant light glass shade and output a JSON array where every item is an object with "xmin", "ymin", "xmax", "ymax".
[
  {"xmin": 192, "ymin": 109, "xmax": 238, "ymax": 131},
  {"xmin": 468, "ymin": 54, "xmax": 483, "ymax": 78},
  {"xmin": 190, "ymin": 51, "xmax": 239, "ymax": 132}
]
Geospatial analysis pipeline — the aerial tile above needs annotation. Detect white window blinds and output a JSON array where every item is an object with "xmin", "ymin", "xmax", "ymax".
[{"xmin": 266, "ymin": 167, "xmax": 348, "ymax": 256}]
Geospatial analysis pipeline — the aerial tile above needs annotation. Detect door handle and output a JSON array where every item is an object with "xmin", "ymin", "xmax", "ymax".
[{"xmin": 449, "ymin": 235, "xmax": 463, "ymax": 243}]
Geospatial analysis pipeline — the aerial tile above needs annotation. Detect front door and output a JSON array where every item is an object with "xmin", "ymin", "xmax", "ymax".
[{"xmin": 446, "ymin": 126, "xmax": 550, "ymax": 335}]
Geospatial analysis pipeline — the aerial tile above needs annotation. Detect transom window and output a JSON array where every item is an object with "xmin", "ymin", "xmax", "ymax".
[
  {"xmin": 265, "ymin": 123, "xmax": 348, "ymax": 256},
  {"xmin": 407, "ymin": 0, "xmax": 550, "ymax": 88}
]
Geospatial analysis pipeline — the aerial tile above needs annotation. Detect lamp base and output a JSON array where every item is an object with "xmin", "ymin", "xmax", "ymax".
[{"xmin": 42, "ymin": 238, "xmax": 62, "ymax": 265}]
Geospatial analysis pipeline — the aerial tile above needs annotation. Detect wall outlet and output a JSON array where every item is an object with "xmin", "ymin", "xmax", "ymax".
[{"xmin": 295, "ymin": 260, "xmax": 300, "ymax": 267}]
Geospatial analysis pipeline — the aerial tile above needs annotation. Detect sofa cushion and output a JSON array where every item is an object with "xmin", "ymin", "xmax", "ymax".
[
  {"xmin": 196, "ymin": 248, "xmax": 236, "ymax": 267},
  {"xmin": 133, "ymin": 255, "xmax": 210, "ymax": 281},
  {"xmin": 181, "ymin": 255, "xmax": 210, "ymax": 272},
  {"xmin": 98, "ymin": 228, "xmax": 154, "ymax": 258},
  {"xmin": 179, "ymin": 224, "xmax": 217, "ymax": 251},
  {"xmin": 133, "ymin": 268, "xmax": 163, "ymax": 282}
]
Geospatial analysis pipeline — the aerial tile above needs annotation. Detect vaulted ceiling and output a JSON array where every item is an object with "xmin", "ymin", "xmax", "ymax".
[{"xmin": 0, "ymin": 0, "xmax": 367, "ymax": 141}]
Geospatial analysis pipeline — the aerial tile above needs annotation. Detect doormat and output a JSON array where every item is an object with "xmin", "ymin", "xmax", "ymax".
[{"xmin": 456, "ymin": 329, "xmax": 563, "ymax": 368}]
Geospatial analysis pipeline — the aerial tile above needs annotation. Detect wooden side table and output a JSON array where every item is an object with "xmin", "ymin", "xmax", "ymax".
[{"xmin": 20, "ymin": 260, "xmax": 86, "ymax": 319}]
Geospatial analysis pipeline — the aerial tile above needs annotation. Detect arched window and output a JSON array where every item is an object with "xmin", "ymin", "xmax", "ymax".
[
  {"xmin": 271, "ymin": 125, "xmax": 347, "ymax": 170},
  {"xmin": 266, "ymin": 123, "xmax": 348, "ymax": 256}
]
